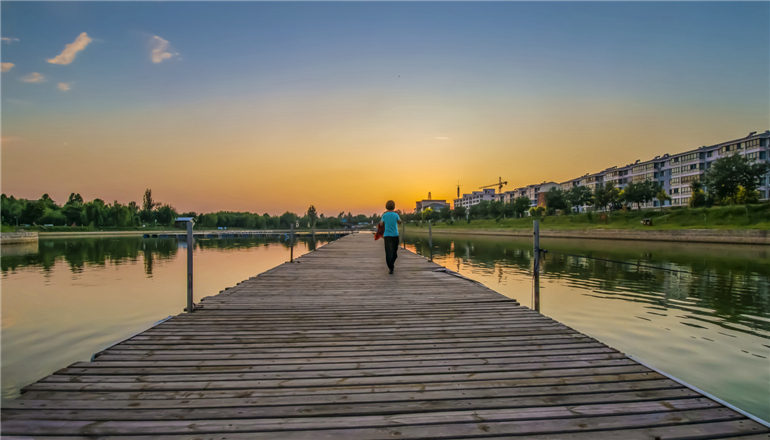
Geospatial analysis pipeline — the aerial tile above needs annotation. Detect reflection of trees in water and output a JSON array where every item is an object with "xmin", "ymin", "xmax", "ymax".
[
  {"xmin": 1, "ymin": 236, "xmax": 336, "ymax": 277},
  {"xmin": 1, "ymin": 238, "xmax": 178, "ymax": 275},
  {"xmin": 405, "ymin": 235, "xmax": 770, "ymax": 335}
]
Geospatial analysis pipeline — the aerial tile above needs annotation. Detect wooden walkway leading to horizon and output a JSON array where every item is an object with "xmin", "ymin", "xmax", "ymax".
[{"xmin": 2, "ymin": 233, "xmax": 768, "ymax": 439}]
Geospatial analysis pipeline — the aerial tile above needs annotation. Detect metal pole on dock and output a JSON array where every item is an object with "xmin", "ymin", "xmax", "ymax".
[
  {"xmin": 290, "ymin": 223, "xmax": 294, "ymax": 262},
  {"xmin": 401, "ymin": 222, "xmax": 405, "ymax": 249},
  {"xmin": 186, "ymin": 220, "xmax": 194, "ymax": 314},
  {"xmin": 429, "ymin": 221, "xmax": 433, "ymax": 262},
  {"xmin": 533, "ymin": 220, "xmax": 540, "ymax": 312}
]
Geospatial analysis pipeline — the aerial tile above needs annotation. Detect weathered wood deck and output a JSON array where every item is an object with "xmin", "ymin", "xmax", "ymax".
[{"xmin": 3, "ymin": 233, "xmax": 768, "ymax": 439}]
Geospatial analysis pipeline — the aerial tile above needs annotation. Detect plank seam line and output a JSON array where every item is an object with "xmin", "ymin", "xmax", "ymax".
[
  {"xmin": 89, "ymin": 316, "xmax": 174, "ymax": 362},
  {"xmin": 627, "ymin": 354, "xmax": 770, "ymax": 428}
]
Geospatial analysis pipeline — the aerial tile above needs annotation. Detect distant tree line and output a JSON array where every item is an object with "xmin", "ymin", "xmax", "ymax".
[{"xmin": 1, "ymin": 189, "xmax": 381, "ymax": 229}]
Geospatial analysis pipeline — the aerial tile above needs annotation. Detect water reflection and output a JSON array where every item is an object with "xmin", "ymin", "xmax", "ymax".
[
  {"xmin": 0, "ymin": 235, "xmax": 335, "ymax": 402},
  {"xmin": 405, "ymin": 233, "xmax": 770, "ymax": 420},
  {"xmin": 1, "ymin": 235, "xmax": 332, "ymax": 277}
]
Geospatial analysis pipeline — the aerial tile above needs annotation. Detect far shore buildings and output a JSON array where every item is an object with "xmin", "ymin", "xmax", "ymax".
[
  {"xmin": 452, "ymin": 131, "xmax": 770, "ymax": 212},
  {"xmin": 453, "ymin": 188, "xmax": 496, "ymax": 210},
  {"xmin": 414, "ymin": 192, "xmax": 450, "ymax": 213}
]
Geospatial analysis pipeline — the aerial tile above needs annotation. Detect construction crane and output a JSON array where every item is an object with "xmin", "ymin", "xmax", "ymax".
[{"xmin": 480, "ymin": 177, "xmax": 508, "ymax": 191}]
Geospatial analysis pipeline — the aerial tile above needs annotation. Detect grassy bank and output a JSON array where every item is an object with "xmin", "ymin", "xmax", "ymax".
[{"xmin": 407, "ymin": 204, "xmax": 770, "ymax": 231}]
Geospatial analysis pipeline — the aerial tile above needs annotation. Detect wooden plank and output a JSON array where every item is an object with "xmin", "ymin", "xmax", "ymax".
[
  {"xmin": 4, "ymin": 379, "xmax": 688, "ymax": 409},
  {"xmin": 0, "ymin": 408, "xmax": 747, "ymax": 436},
  {"xmin": 2, "ymin": 397, "xmax": 716, "ymax": 422}
]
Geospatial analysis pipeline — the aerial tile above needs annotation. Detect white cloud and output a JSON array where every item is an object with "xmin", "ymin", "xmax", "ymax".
[
  {"xmin": 151, "ymin": 36, "xmax": 177, "ymax": 63},
  {"xmin": 58, "ymin": 82, "xmax": 71, "ymax": 91},
  {"xmin": 1, "ymin": 37, "xmax": 20, "ymax": 44},
  {"xmin": 21, "ymin": 72, "xmax": 45, "ymax": 83},
  {"xmin": 435, "ymin": 137, "xmax": 451, "ymax": 140},
  {"xmin": 1, "ymin": 63, "xmax": 15, "ymax": 73},
  {"xmin": 47, "ymin": 32, "xmax": 92, "ymax": 65}
]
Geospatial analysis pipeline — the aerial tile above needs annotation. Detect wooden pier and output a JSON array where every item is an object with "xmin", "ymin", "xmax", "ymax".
[{"xmin": 2, "ymin": 233, "xmax": 768, "ymax": 439}]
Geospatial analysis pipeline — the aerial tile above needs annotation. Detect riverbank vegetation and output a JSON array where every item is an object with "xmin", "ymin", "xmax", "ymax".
[
  {"xmin": 406, "ymin": 204, "xmax": 770, "ymax": 230},
  {"xmin": 1, "ymin": 189, "xmax": 380, "ymax": 232},
  {"xmin": 402, "ymin": 154, "xmax": 769, "ymax": 230}
]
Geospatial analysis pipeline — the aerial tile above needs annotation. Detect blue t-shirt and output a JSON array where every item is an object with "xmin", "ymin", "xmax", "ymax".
[{"xmin": 382, "ymin": 211, "xmax": 400, "ymax": 237}]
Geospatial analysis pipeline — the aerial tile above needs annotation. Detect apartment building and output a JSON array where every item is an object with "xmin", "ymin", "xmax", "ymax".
[
  {"xmin": 556, "ymin": 131, "xmax": 769, "ymax": 210},
  {"xmin": 454, "ymin": 188, "xmax": 496, "ymax": 209},
  {"xmin": 664, "ymin": 132, "xmax": 768, "ymax": 206},
  {"xmin": 495, "ymin": 182, "xmax": 559, "ymax": 213}
]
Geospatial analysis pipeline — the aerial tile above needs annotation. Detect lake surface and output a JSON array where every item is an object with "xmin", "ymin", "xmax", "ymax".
[
  {"xmin": 403, "ymin": 231, "xmax": 770, "ymax": 421},
  {"xmin": 0, "ymin": 234, "xmax": 336, "ymax": 403}
]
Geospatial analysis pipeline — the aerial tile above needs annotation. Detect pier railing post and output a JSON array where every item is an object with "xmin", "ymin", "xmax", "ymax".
[
  {"xmin": 429, "ymin": 221, "xmax": 433, "ymax": 262},
  {"xmin": 533, "ymin": 220, "xmax": 540, "ymax": 312},
  {"xmin": 186, "ymin": 220, "xmax": 194, "ymax": 314},
  {"xmin": 290, "ymin": 223, "xmax": 294, "ymax": 262},
  {"xmin": 401, "ymin": 222, "xmax": 405, "ymax": 249}
]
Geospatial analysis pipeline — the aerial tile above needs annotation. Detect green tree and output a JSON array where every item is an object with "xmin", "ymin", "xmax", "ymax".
[
  {"xmin": 452, "ymin": 205, "xmax": 467, "ymax": 219},
  {"xmin": 201, "ymin": 213, "xmax": 219, "ymax": 228},
  {"xmin": 141, "ymin": 189, "xmax": 157, "ymax": 222},
  {"xmin": 280, "ymin": 211, "xmax": 297, "ymax": 228},
  {"xmin": 439, "ymin": 206, "xmax": 452, "ymax": 221},
  {"xmin": 544, "ymin": 188, "xmax": 568, "ymax": 214},
  {"xmin": 85, "ymin": 199, "xmax": 107, "ymax": 226},
  {"xmin": 622, "ymin": 182, "xmax": 644, "ymax": 210},
  {"xmin": 735, "ymin": 186, "xmax": 760, "ymax": 205},
  {"xmin": 690, "ymin": 181, "xmax": 708, "ymax": 208},
  {"xmin": 154, "ymin": 204, "xmax": 178, "ymax": 226},
  {"xmin": 655, "ymin": 188, "xmax": 671, "ymax": 211},
  {"xmin": 66, "ymin": 193, "xmax": 84, "ymax": 206},
  {"xmin": 306, "ymin": 205, "xmax": 318, "ymax": 229},
  {"xmin": 488, "ymin": 200, "xmax": 505, "ymax": 218},
  {"xmin": 529, "ymin": 206, "xmax": 544, "ymax": 217},
  {"xmin": 512, "ymin": 196, "xmax": 531, "ymax": 218},
  {"xmin": 604, "ymin": 182, "xmax": 622, "ymax": 210},
  {"xmin": 469, "ymin": 200, "xmax": 491, "ymax": 219},
  {"xmin": 62, "ymin": 204, "xmax": 86, "ymax": 226},
  {"xmin": 704, "ymin": 154, "xmax": 770, "ymax": 204},
  {"xmin": 421, "ymin": 208, "xmax": 434, "ymax": 223},
  {"xmin": 566, "ymin": 186, "xmax": 593, "ymax": 213},
  {"xmin": 640, "ymin": 180, "xmax": 661, "ymax": 208}
]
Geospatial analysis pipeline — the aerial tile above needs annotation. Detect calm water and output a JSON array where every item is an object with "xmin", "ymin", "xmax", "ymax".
[
  {"xmin": 0, "ymin": 235, "xmax": 335, "ymax": 403},
  {"xmin": 403, "ymin": 231, "xmax": 770, "ymax": 421}
]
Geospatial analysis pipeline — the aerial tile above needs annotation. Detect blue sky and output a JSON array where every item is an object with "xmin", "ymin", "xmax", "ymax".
[{"xmin": 2, "ymin": 2, "xmax": 768, "ymax": 214}]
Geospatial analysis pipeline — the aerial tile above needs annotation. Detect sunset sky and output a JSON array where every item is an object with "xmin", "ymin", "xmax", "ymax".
[{"xmin": 2, "ymin": 2, "xmax": 768, "ymax": 216}]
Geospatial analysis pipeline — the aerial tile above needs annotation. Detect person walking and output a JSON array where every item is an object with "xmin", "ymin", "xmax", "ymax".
[{"xmin": 379, "ymin": 200, "xmax": 402, "ymax": 274}]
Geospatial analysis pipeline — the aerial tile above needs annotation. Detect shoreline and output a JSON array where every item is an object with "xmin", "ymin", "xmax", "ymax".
[
  {"xmin": 405, "ymin": 226, "xmax": 770, "ymax": 245},
  {"xmin": 30, "ymin": 229, "xmax": 351, "ymax": 239}
]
